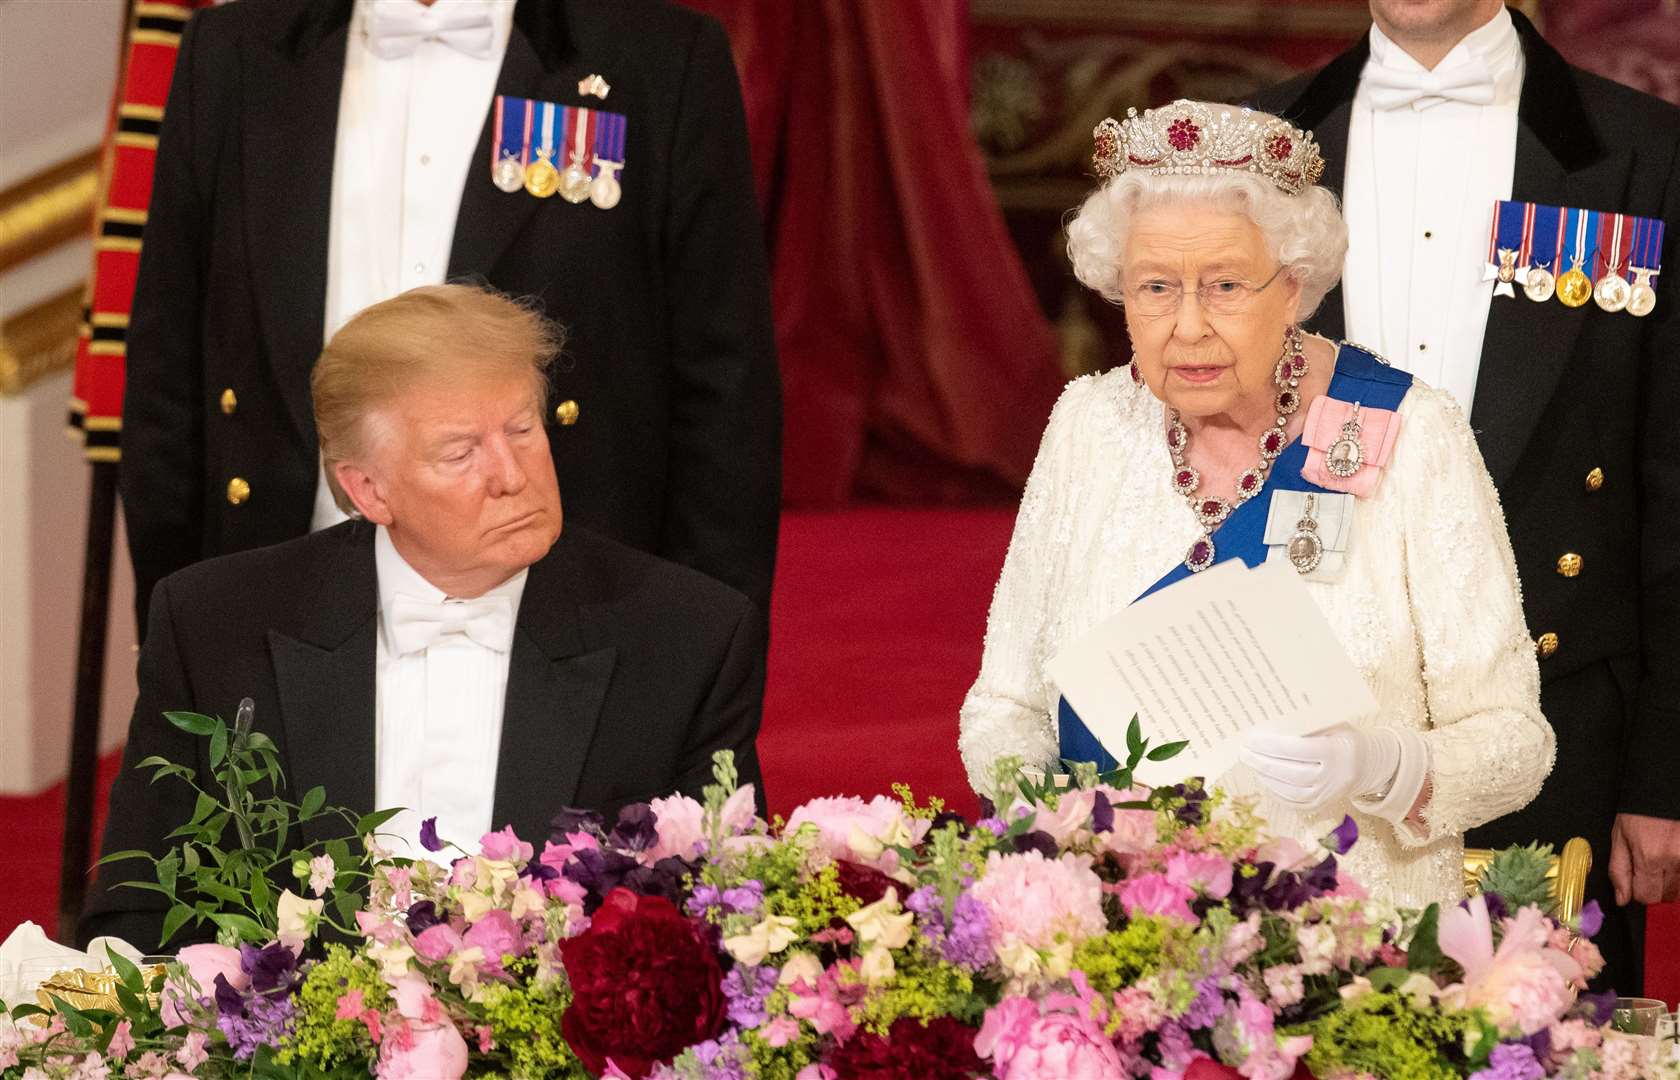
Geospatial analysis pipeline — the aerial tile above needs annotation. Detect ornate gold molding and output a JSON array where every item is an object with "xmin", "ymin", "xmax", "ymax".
[
  {"xmin": 0, "ymin": 287, "xmax": 83, "ymax": 397},
  {"xmin": 0, "ymin": 149, "xmax": 101, "ymax": 273}
]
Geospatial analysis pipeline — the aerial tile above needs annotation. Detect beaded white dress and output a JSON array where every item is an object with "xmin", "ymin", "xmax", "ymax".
[{"xmin": 958, "ymin": 353, "xmax": 1553, "ymax": 908}]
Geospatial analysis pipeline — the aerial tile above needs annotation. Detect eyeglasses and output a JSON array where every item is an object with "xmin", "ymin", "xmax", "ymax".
[{"xmin": 1123, "ymin": 266, "xmax": 1287, "ymax": 318}]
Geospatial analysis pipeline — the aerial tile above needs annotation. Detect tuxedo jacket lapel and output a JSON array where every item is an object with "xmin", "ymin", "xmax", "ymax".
[
  {"xmin": 448, "ymin": 3, "xmax": 580, "ymax": 279},
  {"xmin": 1470, "ymin": 12, "xmax": 1633, "ymax": 486},
  {"xmin": 267, "ymin": 523, "xmax": 378, "ymax": 847},
  {"xmin": 243, "ymin": 2, "xmax": 353, "ymax": 450},
  {"xmin": 492, "ymin": 534, "xmax": 617, "ymax": 842}
]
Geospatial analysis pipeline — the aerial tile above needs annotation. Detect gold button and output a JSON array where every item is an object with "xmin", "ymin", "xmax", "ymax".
[
  {"xmin": 1556, "ymin": 553, "xmax": 1582, "ymax": 578},
  {"xmin": 1535, "ymin": 632, "xmax": 1559, "ymax": 660},
  {"xmin": 219, "ymin": 387, "xmax": 237, "ymax": 415},
  {"xmin": 226, "ymin": 477, "xmax": 251, "ymax": 505},
  {"xmin": 1585, "ymin": 467, "xmax": 1604, "ymax": 492},
  {"xmin": 554, "ymin": 399, "xmax": 580, "ymax": 426}
]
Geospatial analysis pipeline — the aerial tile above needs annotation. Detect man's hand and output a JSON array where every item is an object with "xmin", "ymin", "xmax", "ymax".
[{"xmin": 1609, "ymin": 813, "xmax": 1680, "ymax": 905}]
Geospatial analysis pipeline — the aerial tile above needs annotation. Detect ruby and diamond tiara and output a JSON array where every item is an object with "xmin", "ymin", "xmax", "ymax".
[{"xmin": 1092, "ymin": 99, "xmax": 1326, "ymax": 196}]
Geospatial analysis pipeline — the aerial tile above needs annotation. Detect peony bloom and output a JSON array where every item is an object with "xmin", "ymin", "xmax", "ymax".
[
  {"xmin": 975, "ymin": 996, "xmax": 1126, "ymax": 1079},
  {"xmin": 1438, "ymin": 895, "xmax": 1579, "ymax": 1035},
  {"xmin": 377, "ymin": 1020, "xmax": 469, "ymax": 1080},
  {"xmin": 1009, "ymin": 789, "xmax": 1097, "ymax": 847},
  {"xmin": 783, "ymin": 795, "xmax": 931, "ymax": 871},
  {"xmin": 162, "ymin": 944, "xmax": 247, "ymax": 1028},
  {"xmin": 1165, "ymin": 850, "xmax": 1233, "ymax": 900},
  {"xmin": 1119, "ymin": 873, "xmax": 1198, "ymax": 925},
  {"xmin": 970, "ymin": 850, "xmax": 1107, "ymax": 969}
]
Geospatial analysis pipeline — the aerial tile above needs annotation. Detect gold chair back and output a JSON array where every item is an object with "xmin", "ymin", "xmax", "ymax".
[{"xmin": 1462, "ymin": 837, "xmax": 1593, "ymax": 922}]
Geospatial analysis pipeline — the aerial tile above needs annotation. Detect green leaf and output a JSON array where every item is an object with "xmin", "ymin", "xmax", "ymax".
[
  {"xmin": 106, "ymin": 946, "xmax": 144, "ymax": 993},
  {"xmin": 1147, "ymin": 739, "xmax": 1190, "ymax": 762},
  {"xmin": 1125, "ymin": 715, "xmax": 1142, "ymax": 756},
  {"xmin": 1363, "ymin": 965, "xmax": 1413, "ymax": 991},
  {"xmin": 190, "ymin": 876, "xmax": 245, "ymax": 905},
  {"xmin": 181, "ymin": 843, "xmax": 200, "ymax": 874},
  {"xmin": 245, "ymin": 731, "xmax": 277, "ymax": 753},
  {"xmin": 156, "ymin": 851, "xmax": 179, "ymax": 895},
  {"xmin": 48, "ymin": 994, "xmax": 94, "ymax": 1037},
  {"xmin": 356, "ymin": 807, "xmax": 402, "ymax": 835},
  {"xmin": 334, "ymin": 888, "xmax": 358, "ymax": 928},
  {"xmin": 9, "ymin": 1002, "xmax": 48, "ymax": 1021},
  {"xmin": 165, "ymin": 710, "xmax": 219, "ymax": 736},
  {"xmin": 160, "ymin": 904, "xmax": 196, "ymax": 946},
  {"xmin": 249, "ymin": 869, "xmax": 272, "ymax": 914},
  {"xmin": 209, "ymin": 725, "xmax": 229, "ymax": 769},
  {"xmin": 93, "ymin": 848, "xmax": 154, "ymax": 867},
  {"xmin": 114, "ymin": 984, "xmax": 146, "ymax": 1017},
  {"xmin": 299, "ymin": 786, "xmax": 326, "ymax": 819},
  {"xmin": 1407, "ymin": 903, "xmax": 1444, "ymax": 971},
  {"xmin": 209, "ymin": 911, "xmax": 271, "ymax": 943},
  {"xmin": 134, "ymin": 755, "xmax": 175, "ymax": 770}
]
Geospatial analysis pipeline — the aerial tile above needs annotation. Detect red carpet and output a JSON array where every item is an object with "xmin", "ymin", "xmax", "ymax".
[{"xmin": 1, "ymin": 507, "xmax": 1673, "ymax": 1001}]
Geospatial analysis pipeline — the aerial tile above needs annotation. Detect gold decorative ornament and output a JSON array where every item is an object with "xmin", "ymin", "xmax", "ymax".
[
  {"xmin": 1535, "ymin": 631, "xmax": 1559, "ymax": 660},
  {"xmin": 1584, "ymin": 467, "xmax": 1604, "ymax": 492},
  {"xmin": 1555, "ymin": 553, "xmax": 1582, "ymax": 578},
  {"xmin": 1091, "ymin": 100, "xmax": 1326, "ymax": 196},
  {"xmin": 220, "ymin": 387, "xmax": 238, "ymax": 415},
  {"xmin": 226, "ymin": 476, "xmax": 251, "ymax": 505},
  {"xmin": 554, "ymin": 399, "xmax": 580, "ymax": 426}
]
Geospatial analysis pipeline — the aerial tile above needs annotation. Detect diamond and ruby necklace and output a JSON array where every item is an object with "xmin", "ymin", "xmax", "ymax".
[{"xmin": 1167, "ymin": 326, "xmax": 1307, "ymax": 572}]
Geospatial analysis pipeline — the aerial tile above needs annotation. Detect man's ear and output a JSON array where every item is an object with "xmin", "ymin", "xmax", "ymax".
[{"xmin": 335, "ymin": 459, "xmax": 393, "ymax": 525}]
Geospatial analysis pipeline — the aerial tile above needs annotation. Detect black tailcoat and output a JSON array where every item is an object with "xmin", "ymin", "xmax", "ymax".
[
  {"xmin": 118, "ymin": 0, "xmax": 781, "ymax": 631},
  {"xmin": 1252, "ymin": 9, "xmax": 1680, "ymax": 992},
  {"xmin": 80, "ymin": 522, "xmax": 766, "ymax": 950}
]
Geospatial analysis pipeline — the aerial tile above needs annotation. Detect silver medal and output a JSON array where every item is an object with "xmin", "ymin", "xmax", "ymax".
[{"xmin": 493, "ymin": 153, "xmax": 526, "ymax": 193}]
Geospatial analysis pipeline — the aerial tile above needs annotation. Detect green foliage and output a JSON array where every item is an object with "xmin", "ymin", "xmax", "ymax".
[
  {"xmin": 474, "ymin": 960, "xmax": 588, "ymax": 1080},
  {"xmin": 276, "ymin": 944, "xmax": 386, "ymax": 1073},
  {"xmin": 856, "ymin": 940, "xmax": 987, "ymax": 1032},
  {"xmin": 1071, "ymin": 917, "xmax": 1187, "ymax": 994},
  {"xmin": 1476, "ymin": 843, "xmax": 1558, "ymax": 916},
  {"xmin": 767, "ymin": 862, "xmax": 862, "ymax": 937},
  {"xmin": 1287, "ymin": 990, "xmax": 1480, "ymax": 1080},
  {"xmin": 984, "ymin": 713, "xmax": 1187, "ymax": 810},
  {"xmin": 99, "ymin": 700, "xmax": 383, "ymax": 947},
  {"xmin": 741, "ymin": 1025, "xmax": 820, "ymax": 1080}
]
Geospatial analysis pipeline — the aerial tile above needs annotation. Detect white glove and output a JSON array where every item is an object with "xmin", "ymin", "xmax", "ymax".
[{"xmin": 1240, "ymin": 725, "xmax": 1429, "ymax": 824}]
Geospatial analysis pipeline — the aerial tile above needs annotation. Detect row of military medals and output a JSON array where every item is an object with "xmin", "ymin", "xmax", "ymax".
[
  {"xmin": 491, "ymin": 96, "xmax": 626, "ymax": 210},
  {"xmin": 1486, "ymin": 201, "xmax": 1663, "ymax": 316}
]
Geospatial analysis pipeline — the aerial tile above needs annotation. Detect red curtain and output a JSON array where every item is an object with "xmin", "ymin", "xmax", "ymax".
[{"xmin": 683, "ymin": 0, "xmax": 1063, "ymax": 505}]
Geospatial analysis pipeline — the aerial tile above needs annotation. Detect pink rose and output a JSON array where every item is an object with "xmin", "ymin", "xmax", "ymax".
[
  {"xmin": 1165, "ymin": 851, "xmax": 1233, "ymax": 900},
  {"xmin": 378, "ymin": 1021, "xmax": 468, "ymax": 1080},
  {"xmin": 1118, "ymin": 872, "xmax": 1197, "ymax": 924},
  {"xmin": 163, "ymin": 944, "xmax": 247, "ymax": 1027},
  {"xmin": 976, "ymin": 997, "xmax": 1126, "ymax": 1079},
  {"xmin": 478, "ymin": 826, "xmax": 533, "ymax": 864}
]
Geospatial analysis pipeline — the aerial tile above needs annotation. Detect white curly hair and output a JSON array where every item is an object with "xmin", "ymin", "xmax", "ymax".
[{"xmin": 1065, "ymin": 169, "xmax": 1348, "ymax": 320}]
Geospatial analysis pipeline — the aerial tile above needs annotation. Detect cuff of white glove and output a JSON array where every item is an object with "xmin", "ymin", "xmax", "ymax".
[{"xmin": 1352, "ymin": 728, "xmax": 1429, "ymax": 826}]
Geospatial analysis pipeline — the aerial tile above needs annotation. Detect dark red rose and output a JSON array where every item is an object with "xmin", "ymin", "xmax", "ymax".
[
  {"xmin": 558, "ymin": 887, "xmax": 725, "ymax": 1078},
  {"xmin": 826, "ymin": 1016, "xmax": 983, "ymax": 1080},
  {"xmin": 1185, "ymin": 1061, "xmax": 1315, "ymax": 1080},
  {"xmin": 833, "ymin": 860, "xmax": 909, "ymax": 906}
]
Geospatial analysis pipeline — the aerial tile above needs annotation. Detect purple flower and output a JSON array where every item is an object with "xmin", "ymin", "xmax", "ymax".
[
  {"xmin": 238, "ymin": 942, "xmax": 299, "ymax": 995},
  {"xmin": 1091, "ymin": 790, "xmax": 1115, "ymax": 834},
  {"xmin": 689, "ymin": 1029, "xmax": 750, "ymax": 1080},
  {"xmin": 721, "ymin": 964, "xmax": 780, "ymax": 1028},
  {"xmin": 216, "ymin": 991, "xmax": 295, "ymax": 1061},
  {"xmin": 213, "ymin": 973, "xmax": 245, "ymax": 1021},
  {"xmin": 939, "ymin": 893, "xmax": 995, "ymax": 969},
  {"xmin": 406, "ymin": 899, "xmax": 442, "ymax": 935},
  {"xmin": 549, "ymin": 806, "xmax": 605, "ymax": 844},
  {"xmin": 1577, "ymin": 990, "xmax": 1617, "ymax": 1026},
  {"xmin": 419, "ymin": 816, "xmax": 444, "ymax": 852},
  {"xmin": 1578, "ymin": 899, "xmax": 1603, "ymax": 938},
  {"xmin": 1326, "ymin": 815, "xmax": 1358, "ymax": 855},
  {"xmin": 1180, "ymin": 978, "xmax": 1227, "ymax": 1030},
  {"xmin": 1469, "ymin": 1042, "xmax": 1545, "ymax": 1080},
  {"xmin": 609, "ymin": 803, "xmax": 659, "ymax": 853},
  {"xmin": 976, "ymin": 817, "xmax": 1007, "ymax": 838},
  {"xmin": 1011, "ymin": 830, "xmax": 1058, "ymax": 858}
]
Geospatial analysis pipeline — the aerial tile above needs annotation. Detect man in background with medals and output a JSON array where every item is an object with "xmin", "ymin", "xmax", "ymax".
[
  {"xmin": 1254, "ymin": 0, "xmax": 1680, "ymax": 994},
  {"xmin": 118, "ymin": 0, "xmax": 781, "ymax": 638}
]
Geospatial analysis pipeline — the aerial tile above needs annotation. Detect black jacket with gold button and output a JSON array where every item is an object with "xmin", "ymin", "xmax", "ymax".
[
  {"xmin": 118, "ymin": 0, "xmax": 781, "ymax": 634},
  {"xmin": 1254, "ymin": 9, "xmax": 1680, "ymax": 989}
]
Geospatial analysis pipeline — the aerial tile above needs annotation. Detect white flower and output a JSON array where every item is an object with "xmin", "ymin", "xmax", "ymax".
[
  {"xmin": 722, "ymin": 915, "xmax": 799, "ymax": 966},
  {"xmin": 275, "ymin": 889, "xmax": 324, "ymax": 952},
  {"xmin": 845, "ymin": 895, "xmax": 914, "ymax": 950},
  {"xmin": 307, "ymin": 854, "xmax": 335, "ymax": 897},
  {"xmin": 859, "ymin": 945, "xmax": 895, "ymax": 985},
  {"xmin": 778, "ymin": 951, "xmax": 823, "ymax": 987}
]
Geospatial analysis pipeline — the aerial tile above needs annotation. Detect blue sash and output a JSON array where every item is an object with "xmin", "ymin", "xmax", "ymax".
[{"xmin": 1057, "ymin": 345, "xmax": 1413, "ymax": 771}]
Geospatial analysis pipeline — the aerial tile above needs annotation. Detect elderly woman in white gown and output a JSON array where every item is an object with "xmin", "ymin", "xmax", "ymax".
[{"xmin": 958, "ymin": 101, "xmax": 1553, "ymax": 908}]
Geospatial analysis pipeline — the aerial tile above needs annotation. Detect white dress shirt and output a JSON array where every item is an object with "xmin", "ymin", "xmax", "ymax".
[
  {"xmin": 374, "ymin": 525, "xmax": 528, "ymax": 859},
  {"xmin": 1341, "ymin": 6, "xmax": 1524, "ymax": 413},
  {"xmin": 312, "ymin": 0, "xmax": 515, "ymax": 531}
]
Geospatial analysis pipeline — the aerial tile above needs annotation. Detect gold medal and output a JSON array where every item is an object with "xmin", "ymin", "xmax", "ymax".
[
  {"xmin": 1593, "ymin": 272, "xmax": 1630, "ymax": 312},
  {"xmin": 559, "ymin": 159, "xmax": 593, "ymax": 204},
  {"xmin": 524, "ymin": 154, "xmax": 560, "ymax": 198},
  {"xmin": 1556, "ymin": 262, "xmax": 1593, "ymax": 308},
  {"xmin": 1628, "ymin": 269, "xmax": 1657, "ymax": 317},
  {"xmin": 1524, "ymin": 264, "xmax": 1556, "ymax": 303}
]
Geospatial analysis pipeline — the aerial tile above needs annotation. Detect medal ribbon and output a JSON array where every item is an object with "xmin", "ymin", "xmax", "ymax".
[
  {"xmin": 1491, "ymin": 200, "xmax": 1526, "ymax": 262},
  {"xmin": 1529, "ymin": 203, "xmax": 1564, "ymax": 274},
  {"xmin": 493, "ymin": 95, "xmax": 532, "ymax": 168},
  {"xmin": 1518, "ymin": 201, "xmax": 1537, "ymax": 272},
  {"xmin": 1564, "ymin": 206, "xmax": 1600, "ymax": 274},
  {"xmin": 1634, "ymin": 214, "xmax": 1666, "ymax": 275},
  {"xmin": 569, "ymin": 106, "xmax": 594, "ymax": 166},
  {"xmin": 592, "ymin": 110, "xmax": 627, "ymax": 170},
  {"xmin": 1595, "ymin": 213, "xmax": 1630, "ymax": 279}
]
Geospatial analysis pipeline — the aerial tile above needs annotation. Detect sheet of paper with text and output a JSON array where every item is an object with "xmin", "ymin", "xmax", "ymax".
[{"xmin": 1045, "ymin": 557, "xmax": 1378, "ymax": 787}]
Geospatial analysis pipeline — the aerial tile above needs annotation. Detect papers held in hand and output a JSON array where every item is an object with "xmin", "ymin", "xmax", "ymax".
[{"xmin": 1045, "ymin": 558, "xmax": 1378, "ymax": 787}]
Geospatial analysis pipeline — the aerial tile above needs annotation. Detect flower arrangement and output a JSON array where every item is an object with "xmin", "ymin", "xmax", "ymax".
[{"xmin": 3, "ymin": 712, "xmax": 1675, "ymax": 1080}]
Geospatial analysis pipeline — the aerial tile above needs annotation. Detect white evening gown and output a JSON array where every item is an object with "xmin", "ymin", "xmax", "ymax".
[{"xmin": 958, "ymin": 357, "xmax": 1553, "ymax": 908}]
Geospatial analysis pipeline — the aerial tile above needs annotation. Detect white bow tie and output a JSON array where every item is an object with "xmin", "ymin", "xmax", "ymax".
[
  {"xmin": 1363, "ymin": 55, "xmax": 1497, "ymax": 111},
  {"xmin": 387, "ymin": 593, "xmax": 515, "ymax": 655},
  {"xmin": 364, "ymin": 3, "xmax": 496, "ymax": 61}
]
